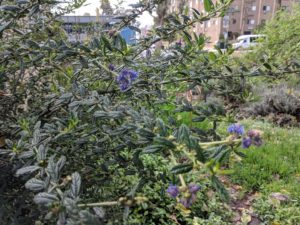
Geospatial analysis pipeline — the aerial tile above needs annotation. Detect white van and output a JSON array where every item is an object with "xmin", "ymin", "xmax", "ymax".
[{"xmin": 233, "ymin": 34, "xmax": 266, "ymax": 49}]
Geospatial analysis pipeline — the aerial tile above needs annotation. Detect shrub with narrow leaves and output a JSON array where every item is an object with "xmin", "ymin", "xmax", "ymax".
[{"xmin": 0, "ymin": 0, "xmax": 275, "ymax": 224}]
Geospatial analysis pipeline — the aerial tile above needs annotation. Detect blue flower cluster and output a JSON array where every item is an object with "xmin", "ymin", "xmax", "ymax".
[
  {"xmin": 227, "ymin": 123, "xmax": 263, "ymax": 149},
  {"xmin": 116, "ymin": 68, "xmax": 139, "ymax": 91},
  {"xmin": 242, "ymin": 129, "xmax": 263, "ymax": 148},
  {"xmin": 227, "ymin": 123, "xmax": 245, "ymax": 136},
  {"xmin": 167, "ymin": 183, "xmax": 201, "ymax": 208}
]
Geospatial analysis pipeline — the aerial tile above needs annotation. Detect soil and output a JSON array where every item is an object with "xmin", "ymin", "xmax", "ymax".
[{"xmin": 220, "ymin": 176, "xmax": 263, "ymax": 225}]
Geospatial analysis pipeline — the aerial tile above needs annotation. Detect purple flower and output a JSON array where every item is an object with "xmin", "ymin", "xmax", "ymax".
[
  {"xmin": 108, "ymin": 64, "xmax": 115, "ymax": 71},
  {"xmin": 167, "ymin": 184, "xmax": 179, "ymax": 198},
  {"xmin": 246, "ymin": 129, "xmax": 263, "ymax": 147},
  {"xmin": 180, "ymin": 193, "xmax": 197, "ymax": 208},
  {"xmin": 227, "ymin": 123, "xmax": 245, "ymax": 136},
  {"xmin": 188, "ymin": 183, "xmax": 201, "ymax": 194},
  {"xmin": 167, "ymin": 183, "xmax": 201, "ymax": 208},
  {"xmin": 176, "ymin": 39, "xmax": 182, "ymax": 47},
  {"xmin": 180, "ymin": 197, "xmax": 194, "ymax": 208},
  {"xmin": 128, "ymin": 69, "xmax": 138, "ymax": 80},
  {"xmin": 178, "ymin": 183, "xmax": 201, "ymax": 208},
  {"xmin": 242, "ymin": 137, "xmax": 252, "ymax": 148},
  {"xmin": 116, "ymin": 68, "xmax": 139, "ymax": 91},
  {"xmin": 247, "ymin": 129, "xmax": 260, "ymax": 138},
  {"xmin": 252, "ymin": 136, "xmax": 263, "ymax": 146}
]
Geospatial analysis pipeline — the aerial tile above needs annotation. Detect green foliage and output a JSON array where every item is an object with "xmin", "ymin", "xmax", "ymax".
[
  {"xmin": 100, "ymin": 0, "xmax": 113, "ymax": 15},
  {"xmin": 192, "ymin": 214, "xmax": 229, "ymax": 225},
  {"xmin": 243, "ymin": 4, "xmax": 300, "ymax": 72},
  {"xmin": 0, "ymin": 0, "xmax": 248, "ymax": 223},
  {"xmin": 253, "ymin": 196, "xmax": 300, "ymax": 225},
  {"xmin": 128, "ymin": 180, "xmax": 233, "ymax": 225}
]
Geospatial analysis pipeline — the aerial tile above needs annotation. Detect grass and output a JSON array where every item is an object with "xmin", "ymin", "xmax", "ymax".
[{"xmin": 229, "ymin": 119, "xmax": 300, "ymax": 198}]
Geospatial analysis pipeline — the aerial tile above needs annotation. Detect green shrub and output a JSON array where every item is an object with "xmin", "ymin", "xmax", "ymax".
[
  {"xmin": 0, "ymin": 0, "xmax": 252, "ymax": 224},
  {"xmin": 244, "ymin": 4, "xmax": 300, "ymax": 69},
  {"xmin": 2, "ymin": 0, "xmax": 299, "ymax": 223}
]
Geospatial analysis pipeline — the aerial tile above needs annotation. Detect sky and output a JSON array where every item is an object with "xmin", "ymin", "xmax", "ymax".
[{"xmin": 69, "ymin": 0, "xmax": 154, "ymax": 28}]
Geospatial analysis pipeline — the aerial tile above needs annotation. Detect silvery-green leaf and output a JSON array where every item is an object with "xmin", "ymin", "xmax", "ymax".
[
  {"xmin": 34, "ymin": 121, "xmax": 41, "ymax": 130},
  {"xmin": 37, "ymin": 144, "xmax": 47, "ymax": 161},
  {"xmin": 93, "ymin": 207, "xmax": 105, "ymax": 218},
  {"xmin": 16, "ymin": 165, "xmax": 40, "ymax": 176},
  {"xmin": 79, "ymin": 210, "xmax": 100, "ymax": 224},
  {"xmin": 18, "ymin": 150, "xmax": 34, "ymax": 159},
  {"xmin": 32, "ymin": 129, "xmax": 40, "ymax": 145},
  {"xmin": 45, "ymin": 212, "xmax": 53, "ymax": 220},
  {"xmin": 25, "ymin": 178, "xmax": 46, "ymax": 191},
  {"xmin": 70, "ymin": 172, "xmax": 81, "ymax": 198},
  {"xmin": 0, "ymin": 20, "xmax": 13, "ymax": 34},
  {"xmin": 63, "ymin": 197, "xmax": 78, "ymax": 213},
  {"xmin": 34, "ymin": 192, "xmax": 59, "ymax": 205},
  {"xmin": 47, "ymin": 156, "xmax": 58, "ymax": 181},
  {"xmin": 60, "ymin": 93, "xmax": 73, "ymax": 99},
  {"xmin": 56, "ymin": 156, "xmax": 66, "ymax": 172}
]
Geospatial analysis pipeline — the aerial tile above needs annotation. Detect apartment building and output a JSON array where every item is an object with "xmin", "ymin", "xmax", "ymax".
[{"xmin": 169, "ymin": 0, "xmax": 299, "ymax": 46}]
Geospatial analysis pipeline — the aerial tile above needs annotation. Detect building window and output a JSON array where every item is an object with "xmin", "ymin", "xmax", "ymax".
[
  {"xmin": 263, "ymin": 5, "xmax": 271, "ymax": 12},
  {"xmin": 247, "ymin": 19, "xmax": 255, "ymax": 25},
  {"xmin": 207, "ymin": 21, "xmax": 211, "ymax": 27},
  {"xmin": 251, "ymin": 5, "xmax": 256, "ymax": 11},
  {"xmin": 232, "ymin": 18, "xmax": 237, "ymax": 24}
]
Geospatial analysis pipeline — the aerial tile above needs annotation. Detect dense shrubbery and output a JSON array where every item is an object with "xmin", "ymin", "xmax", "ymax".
[
  {"xmin": 250, "ymin": 4, "xmax": 300, "ymax": 66},
  {"xmin": 241, "ymin": 85, "xmax": 300, "ymax": 126},
  {"xmin": 0, "ymin": 0, "xmax": 299, "ymax": 224}
]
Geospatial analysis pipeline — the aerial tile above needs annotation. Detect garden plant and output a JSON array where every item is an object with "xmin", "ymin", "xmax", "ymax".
[{"xmin": 0, "ymin": 0, "xmax": 300, "ymax": 224}]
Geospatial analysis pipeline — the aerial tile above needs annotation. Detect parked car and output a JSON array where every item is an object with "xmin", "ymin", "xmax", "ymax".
[{"xmin": 232, "ymin": 34, "xmax": 266, "ymax": 49}]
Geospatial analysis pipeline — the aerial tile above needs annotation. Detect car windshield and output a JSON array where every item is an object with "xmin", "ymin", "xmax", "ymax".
[{"xmin": 237, "ymin": 38, "xmax": 246, "ymax": 44}]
